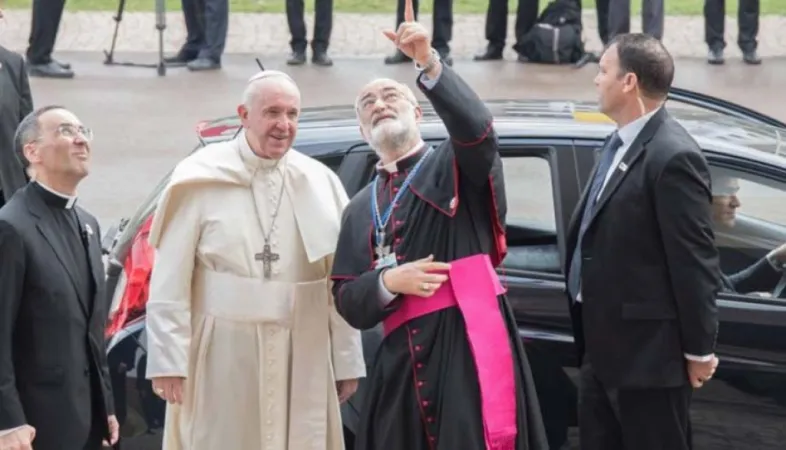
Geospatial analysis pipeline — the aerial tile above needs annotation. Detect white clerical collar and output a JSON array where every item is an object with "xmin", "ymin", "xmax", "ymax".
[
  {"xmin": 238, "ymin": 129, "xmax": 288, "ymax": 173},
  {"xmin": 378, "ymin": 140, "xmax": 426, "ymax": 174},
  {"xmin": 617, "ymin": 106, "xmax": 660, "ymax": 147},
  {"xmin": 36, "ymin": 181, "xmax": 77, "ymax": 209}
]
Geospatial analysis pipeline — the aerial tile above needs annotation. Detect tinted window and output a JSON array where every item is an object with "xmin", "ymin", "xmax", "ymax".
[
  {"xmin": 709, "ymin": 165, "xmax": 786, "ymax": 297},
  {"xmin": 501, "ymin": 155, "xmax": 560, "ymax": 274},
  {"xmin": 502, "ymin": 156, "xmax": 557, "ymax": 233}
]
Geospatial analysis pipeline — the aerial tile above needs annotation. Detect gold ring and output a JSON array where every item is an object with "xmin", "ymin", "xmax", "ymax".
[{"xmin": 420, "ymin": 283, "xmax": 430, "ymax": 291}]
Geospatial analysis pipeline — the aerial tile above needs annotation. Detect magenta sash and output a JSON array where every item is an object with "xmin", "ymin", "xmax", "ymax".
[{"xmin": 382, "ymin": 254, "xmax": 518, "ymax": 450}]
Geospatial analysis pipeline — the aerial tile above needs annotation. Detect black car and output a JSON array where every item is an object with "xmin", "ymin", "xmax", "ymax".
[{"xmin": 100, "ymin": 88, "xmax": 786, "ymax": 450}]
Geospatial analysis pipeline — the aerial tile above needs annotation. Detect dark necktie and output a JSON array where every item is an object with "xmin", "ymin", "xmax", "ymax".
[{"xmin": 566, "ymin": 132, "xmax": 623, "ymax": 301}]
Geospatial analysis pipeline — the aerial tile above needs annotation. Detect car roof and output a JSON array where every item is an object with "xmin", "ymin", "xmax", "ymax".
[{"xmin": 196, "ymin": 88, "xmax": 786, "ymax": 167}]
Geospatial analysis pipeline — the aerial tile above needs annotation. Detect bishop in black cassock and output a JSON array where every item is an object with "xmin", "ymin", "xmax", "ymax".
[{"xmin": 330, "ymin": 12, "xmax": 548, "ymax": 449}]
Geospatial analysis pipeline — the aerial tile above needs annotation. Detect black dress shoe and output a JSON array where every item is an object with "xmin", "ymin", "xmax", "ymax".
[
  {"xmin": 28, "ymin": 61, "xmax": 74, "ymax": 79},
  {"xmin": 708, "ymin": 48, "xmax": 724, "ymax": 65},
  {"xmin": 54, "ymin": 59, "xmax": 71, "ymax": 70},
  {"xmin": 164, "ymin": 52, "xmax": 197, "ymax": 64},
  {"xmin": 517, "ymin": 53, "xmax": 530, "ymax": 63},
  {"xmin": 186, "ymin": 57, "xmax": 221, "ymax": 71},
  {"xmin": 312, "ymin": 51, "xmax": 333, "ymax": 66},
  {"xmin": 384, "ymin": 50, "xmax": 411, "ymax": 64},
  {"xmin": 287, "ymin": 51, "xmax": 306, "ymax": 65},
  {"xmin": 473, "ymin": 46, "xmax": 503, "ymax": 61},
  {"xmin": 742, "ymin": 49, "xmax": 762, "ymax": 65}
]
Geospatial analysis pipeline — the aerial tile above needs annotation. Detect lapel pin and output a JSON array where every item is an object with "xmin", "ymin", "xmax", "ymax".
[
  {"xmin": 449, "ymin": 196, "xmax": 458, "ymax": 211},
  {"xmin": 618, "ymin": 162, "xmax": 628, "ymax": 172},
  {"xmin": 85, "ymin": 224, "xmax": 93, "ymax": 236}
]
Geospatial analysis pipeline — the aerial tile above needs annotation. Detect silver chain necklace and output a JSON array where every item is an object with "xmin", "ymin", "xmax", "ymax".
[{"xmin": 250, "ymin": 160, "xmax": 287, "ymax": 279}]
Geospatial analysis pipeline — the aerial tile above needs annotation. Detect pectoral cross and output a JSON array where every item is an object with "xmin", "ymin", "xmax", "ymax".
[{"xmin": 255, "ymin": 243, "xmax": 280, "ymax": 279}]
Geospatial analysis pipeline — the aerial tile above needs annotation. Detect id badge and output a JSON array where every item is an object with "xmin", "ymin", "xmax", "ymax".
[{"xmin": 375, "ymin": 252, "xmax": 398, "ymax": 269}]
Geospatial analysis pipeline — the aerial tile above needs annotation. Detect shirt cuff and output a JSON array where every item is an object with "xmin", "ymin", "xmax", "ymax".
[
  {"xmin": 0, "ymin": 426, "xmax": 26, "ymax": 437},
  {"xmin": 378, "ymin": 270, "xmax": 397, "ymax": 306},
  {"xmin": 418, "ymin": 70, "xmax": 442, "ymax": 90},
  {"xmin": 684, "ymin": 353, "xmax": 714, "ymax": 362}
]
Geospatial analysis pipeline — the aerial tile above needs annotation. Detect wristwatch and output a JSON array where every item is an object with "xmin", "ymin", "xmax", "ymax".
[{"xmin": 415, "ymin": 48, "xmax": 440, "ymax": 73}]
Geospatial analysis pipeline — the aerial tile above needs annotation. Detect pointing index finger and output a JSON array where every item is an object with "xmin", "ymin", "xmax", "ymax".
[{"xmin": 404, "ymin": 0, "xmax": 414, "ymax": 23}]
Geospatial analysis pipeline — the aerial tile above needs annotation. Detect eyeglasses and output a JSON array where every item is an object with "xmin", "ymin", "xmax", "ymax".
[
  {"xmin": 56, "ymin": 123, "xmax": 93, "ymax": 141},
  {"xmin": 358, "ymin": 90, "xmax": 412, "ymax": 112}
]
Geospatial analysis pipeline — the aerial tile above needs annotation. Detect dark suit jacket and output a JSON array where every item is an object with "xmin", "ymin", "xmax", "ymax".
[
  {"xmin": 0, "ymin": 46, "xmax": 33, "ymax": 206},
  {"xmin": 564, "ymin": 107, "xmax": 722, "ymax": 389},
  {"xmin": 723, "ymin": 257, "xmax": 782, "ymax": 294},
  {"xmin": 0, "ymin": 184, "xmax": 114, "ymax": 449}
]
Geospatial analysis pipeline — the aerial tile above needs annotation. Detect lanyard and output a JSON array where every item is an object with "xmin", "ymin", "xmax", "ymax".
[{"xmin": 370, "ymin": 146, "xmax": 434, "ymax": 245}]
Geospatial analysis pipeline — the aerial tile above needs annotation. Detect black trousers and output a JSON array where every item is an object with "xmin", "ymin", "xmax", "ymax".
[
  {"xmin": 484, "ymin": 0, "xmax": 539, "ymax": 51},
  {"xmin": 286, "ymin": 0, "xmax": 333, "ymax": 52},
  {"xmin": 595, "ymin": 0, "xmax": 664, "ymax": 44},
  {"xmin": 394, "ymin": 0, "xmax": 453, "ymax": 53},
  {"xmin": 704, "ymin": 0, "xmax": 759, "ymax": 52},
  {"xmin": 26, "ymin": 0, "xmax": 66, "ymax": 64},
  {"xmin": 179, "ymin": 0, "xmax": 229, "ymax": 61},
  {"xmin": 578, "ymin": 362, "xmax": 693, "ymax": 450}
]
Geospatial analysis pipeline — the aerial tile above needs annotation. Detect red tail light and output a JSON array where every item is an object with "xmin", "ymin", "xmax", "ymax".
[{"xmin": 106, "ymin": 215, "xmax": 156, "ymax": 338}]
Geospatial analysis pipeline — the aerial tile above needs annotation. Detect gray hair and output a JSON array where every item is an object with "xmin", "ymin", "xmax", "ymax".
[
  {"xmin": 241, "ymin": 70, "xmax": 299, "ymax": 110},
  {"xmin": 14, "ymin": 105, "xmax": 66, "ymax": 169}
]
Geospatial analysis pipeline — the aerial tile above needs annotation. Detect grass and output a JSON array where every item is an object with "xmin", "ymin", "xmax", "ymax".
[{"xmin": 3, "ymin": 0, "xmax": 786, "ymax": 15}]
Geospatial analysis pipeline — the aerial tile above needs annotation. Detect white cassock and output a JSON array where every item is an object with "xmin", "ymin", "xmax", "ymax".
[{"xmin": 144, "ymin": 130, "xmax": 366, "ymax": 450}]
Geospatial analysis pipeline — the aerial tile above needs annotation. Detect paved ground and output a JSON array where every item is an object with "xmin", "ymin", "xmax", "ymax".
[{"xmin": 2, "ymin": 10, "xmax": 786, "ymax": 59}]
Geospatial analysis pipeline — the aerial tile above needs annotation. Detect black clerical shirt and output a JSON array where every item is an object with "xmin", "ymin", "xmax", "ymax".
[{"xmin": 30, "ymin": 181, "xmax": 94, "ymax": 304}]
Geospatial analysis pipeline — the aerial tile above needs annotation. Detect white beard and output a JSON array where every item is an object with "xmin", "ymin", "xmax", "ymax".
[{"xmin": 368, "ymin": 114, "xmax": 416, "ymax": 154}]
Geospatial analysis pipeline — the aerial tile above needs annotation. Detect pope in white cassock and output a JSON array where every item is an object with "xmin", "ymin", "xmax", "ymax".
[{"xmin": 143, "ymin": 70, "xmax": 366, "ymax": 450}]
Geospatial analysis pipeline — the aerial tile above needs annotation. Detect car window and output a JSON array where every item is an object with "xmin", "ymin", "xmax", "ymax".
[
  {"xmin": 500, "ymin": 155, "xmax": 560, "ymax": 274},
  {"xmin": 502, "ymin": 156, "xmax": 557, "ymax": 233},
  {"xmin": 708, "ymin": 164, "xmax": 786, "ymax": 298}
]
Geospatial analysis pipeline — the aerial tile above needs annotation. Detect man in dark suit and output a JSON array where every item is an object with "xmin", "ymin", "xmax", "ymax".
[
  {"xmin": 163, "ymin": 0, "xmax": 228, "ymax": 71},
  {"xmin": 0, "ymin": 106, "xmax": 118, "ymax": 449},
  {"xmin": 709, "ymin": 170, "xmax": 786, "ymax": 293},
  {"xmin": 26, "ymin": 0, "xmax": 74, "ymax": 78},
  {"xmin": 0, "ymin": 44, "xmax": 33, "ymax": 207},
  {"xmin": 564, "ymin": 33, "xmax": 722, "ymax": 450}
]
